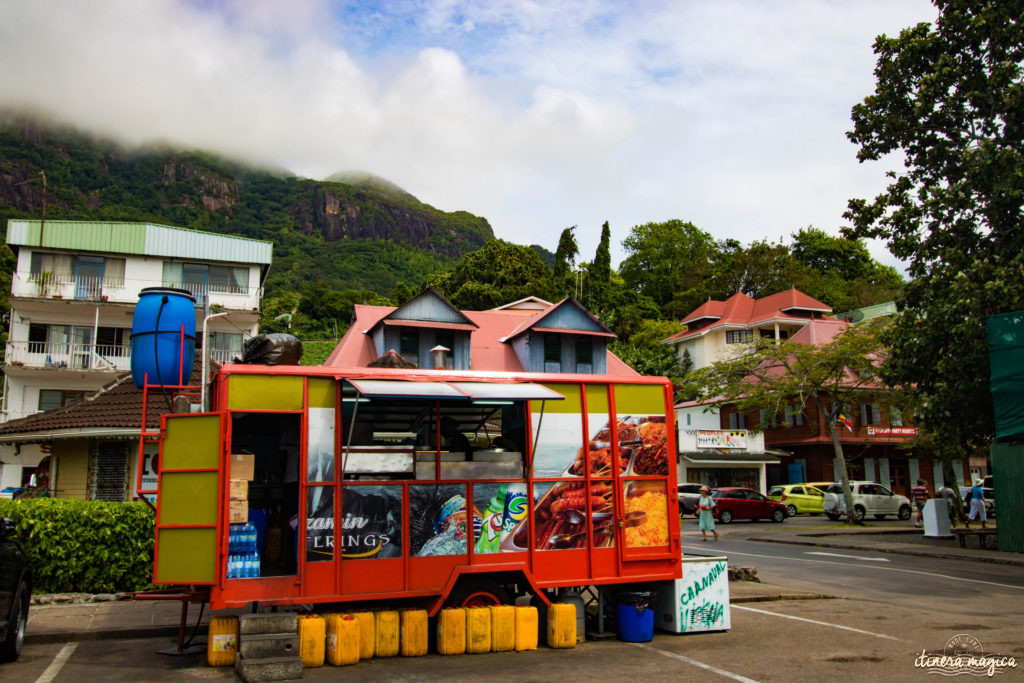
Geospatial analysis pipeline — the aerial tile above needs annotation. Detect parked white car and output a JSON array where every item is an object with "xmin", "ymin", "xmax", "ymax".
[{"xmin": 823, "ymin": 481, "xmax": 913, "ymax": 522}]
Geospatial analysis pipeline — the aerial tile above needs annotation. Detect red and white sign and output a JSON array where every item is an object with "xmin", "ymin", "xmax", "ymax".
[{"xmin": 867, "ymin": 426, "xmax": 917, "ymax": 436}]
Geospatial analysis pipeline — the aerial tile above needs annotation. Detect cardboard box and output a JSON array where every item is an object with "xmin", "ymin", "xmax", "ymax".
[
  {"xmin": 230, "ymin": 453, "xmax": 255, "ymax": 481},
  {"xmin": 229, "ymin": 499, "xmax": 249, "ymax": 524},
  {"xmin": 229, "ymin": 479, "xmax": 249, "ymax": 501}
]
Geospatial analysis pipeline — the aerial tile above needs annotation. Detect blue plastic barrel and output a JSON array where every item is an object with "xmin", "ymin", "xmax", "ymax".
[
  {"xmin": 130, "ymin": 287, "xmax": 196, "ymax": 388},
  {"xmin": 616, "ymin": 592, "xmax": 655, "ymax": 642}
]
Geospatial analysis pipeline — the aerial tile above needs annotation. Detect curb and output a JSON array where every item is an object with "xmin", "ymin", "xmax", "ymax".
[{"xmin": 746, "ymin": 536, "xmax": 1024, "ymax": 566}]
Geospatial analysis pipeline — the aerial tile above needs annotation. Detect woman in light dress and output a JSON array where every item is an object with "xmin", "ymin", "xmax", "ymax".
[{"xmin": 698, "ymin": 485, "xmax": 719, "ymax": 542}]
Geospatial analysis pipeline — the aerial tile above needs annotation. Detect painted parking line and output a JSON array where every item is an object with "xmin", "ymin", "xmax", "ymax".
[
  {"xmin": 733, "ymin": 605, "xmax": 901, "ymax": 641},
  {"xmin": 35, "ymin": 642, "xmax": 77, "ymax": 683},
  {"xmin": 630, "ymin": 642, "xmax": 760, "ymax": 682},
  {"xmin": 805, "ymin": 551, "xmax": 890, "ymax": 562}
]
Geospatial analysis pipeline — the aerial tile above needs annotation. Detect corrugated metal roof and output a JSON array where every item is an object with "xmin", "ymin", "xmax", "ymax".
[{"xmin": 7, "ymin": 220, "xmax": 272, "ymax": 265}]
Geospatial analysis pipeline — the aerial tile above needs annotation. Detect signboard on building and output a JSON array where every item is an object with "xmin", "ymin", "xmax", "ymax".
[
  {"xmin": 696, "ymin": 430, "xmax": 747, "ymax": 449},
  {"xmin": 867, "ymin": 427, "xmax": 918, "ymax": 436}
]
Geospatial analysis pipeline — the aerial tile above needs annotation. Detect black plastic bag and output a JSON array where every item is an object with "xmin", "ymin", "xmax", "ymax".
[{"xmin": 239, "ymin": 333, "xmax": 303, "ymax": 365}]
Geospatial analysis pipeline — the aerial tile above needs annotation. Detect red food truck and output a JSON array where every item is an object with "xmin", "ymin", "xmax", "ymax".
[{"xmin": 143, "ymin": 364, "xmax": 681, "ymax": 614}]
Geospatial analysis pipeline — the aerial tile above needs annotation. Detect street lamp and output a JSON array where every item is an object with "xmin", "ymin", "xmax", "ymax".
[{"xmin": 201, "ymin": 308, "xmax": 229, "ymax": 412}]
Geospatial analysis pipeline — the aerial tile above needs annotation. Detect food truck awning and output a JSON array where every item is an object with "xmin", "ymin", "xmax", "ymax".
[
  {"xmin": 447, "ymin": 382, "xmax": 565, "ymax": 401},
  {"xmin": 345, "ymin": 379, "xmax": 565, "ymax": 402}
]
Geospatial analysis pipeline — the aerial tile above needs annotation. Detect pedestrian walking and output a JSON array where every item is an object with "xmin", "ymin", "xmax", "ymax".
[
  {"xmin": 911, "ymin": 479, "xmax": 929, "ymax": 528},
  {"xmin": 965, "ymin": 480, "xmax": 987, "ymax": 529},
  {"xmin": 697, "ymin": 485, "xmax": 719, "ymax": 542},
  {"xmin": 937, "ymin": 481, "xmax": 957, "ymax": 528}
]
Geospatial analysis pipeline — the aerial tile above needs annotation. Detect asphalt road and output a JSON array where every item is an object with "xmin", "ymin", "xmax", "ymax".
[{"xmin": 7, "ymin": 520, "xmax": 1023, "ymax": 682}]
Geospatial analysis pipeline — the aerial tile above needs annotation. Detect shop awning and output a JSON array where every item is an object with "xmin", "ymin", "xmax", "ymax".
[
  {"xmin": 681, "ymin": 451, "xmax": 782, "ymax": 466},
  {"xmin": 345, "ymin": 379, "xmax": 565, "ymax": 402}
]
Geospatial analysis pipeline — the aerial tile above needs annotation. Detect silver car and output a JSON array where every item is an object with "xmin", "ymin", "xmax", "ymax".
[{"xmin": 824, "ymin": 481, "xmax": 913, "ymax": 522}]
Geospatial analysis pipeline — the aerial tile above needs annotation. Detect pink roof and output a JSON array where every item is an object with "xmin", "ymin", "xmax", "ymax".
[
  {"xmin": 324, "ymin": 303, "xmax": 638, "ymax": 376},
  {"xmin": 664, "ymin": 288, "xmax": 833, "ymax": 343},
  {"xmin": 788, "ymin": 317, "xmax": 847, "ymax": 345}
]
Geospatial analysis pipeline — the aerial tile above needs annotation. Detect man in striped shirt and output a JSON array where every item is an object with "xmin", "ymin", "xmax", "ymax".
[{"xmin": 912, "ymin": 479, "xmax": 929, "ymax": 528}]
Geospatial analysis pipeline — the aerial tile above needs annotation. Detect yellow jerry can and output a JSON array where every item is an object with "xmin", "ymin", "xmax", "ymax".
[
  {"xmin": 546, "ymin": 603, "xmax": 577, "ymax": 649},
  {"xmin": 400, "ymin": 609, "xmax": 429, "ymax": 657},
  {"xmin": 489, "ymin": 604, "xmax": 515, "ymax": 652},
  {"xmin": 436, "ymin": 607, "xmax": 467, "ymax": 655},
  {"xmin": 206, "ymin": 615, "xmax": 239, "ymax": 666},
  {"xmin": 350, "ymin": 611, "xmax": 376, "ymax": 660},
  {"xmin": 466, "ymin": 607, "xmax": 492, "ymax": 654},
  {"xmin": 375, "ymin": 610, "xmax": 400, "ymax": 658},
  {"xmin": 514, "ymin": 605, "xmax": 538, "ymax": 651},
  {"xmin": 298, "ymin": 614, "xmax": 326, "ymax": 667},
  {"xmin": 326, "ymin": 614, "xmax": 360, "ymax": 666}
]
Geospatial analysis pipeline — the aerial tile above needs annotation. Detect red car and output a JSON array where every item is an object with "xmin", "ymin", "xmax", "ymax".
[{"xmin": 711, "ymin": 488, "xmax": 788, "ymax": 523}]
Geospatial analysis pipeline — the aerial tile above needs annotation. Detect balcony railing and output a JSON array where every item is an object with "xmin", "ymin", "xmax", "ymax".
[
  {"xmin": 4, "ymin": 340, "xmax": 239, "ymax": 371},
  {"xmin": 10, "ymin": 272, "xmax": 262, "ymax": 309},
  {"xmin": 4, "ymin": 340, "xmax": 130, "ymax": 371}
]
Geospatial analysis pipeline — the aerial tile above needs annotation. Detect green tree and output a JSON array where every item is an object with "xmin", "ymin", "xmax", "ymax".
[
  {"xmin": 552, "ymin": 226, "xmax": 579, "ymax": 299},
  {"xmin": 619, "ymin": 219, "xmax": 718, "ymax": 318},
  {"xmin": 589, "ymin": 221, "xmax": 612, "ymax": 312},
  {"xmin": 683, "ymin": 320, "xmax": 901, "ymax": 524},
  {"xmin": 710, "ymin": 239, "xmax": 802, "ymax": 300},
  {"xmin": 431, "ymin": 240, "xmax": 556, "ymax": 309},
  {"xmin": 609, "ymin": 318, "xmax": 687, "ymax": 384},
  {"xmin": 390, "ymin": 281, "xmax": 416, "ymax": 306},
  {"xmin": 844, "ymin": 0, "xmax": 1024, "ymax": 461}
]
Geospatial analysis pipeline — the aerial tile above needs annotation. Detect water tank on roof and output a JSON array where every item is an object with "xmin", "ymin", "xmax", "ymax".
[{"xmin": 130, "ymin": 287, "xmax": 196, "ymax": 388}]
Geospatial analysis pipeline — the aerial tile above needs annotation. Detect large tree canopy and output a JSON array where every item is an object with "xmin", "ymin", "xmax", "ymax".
[
  {"xmin": 429, "ymin": 239, "xmax": 556, "ymax": 310},
  {"xmin": 844, "ymin": 0, "xmax": 1024, "ymax": 459},
  {"xmin": 619, "ymin": 219, "xmax": 718, "ymax": 318}
]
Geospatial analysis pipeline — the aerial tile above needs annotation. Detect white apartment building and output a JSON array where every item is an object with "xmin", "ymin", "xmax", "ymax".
[{"xmin": 0, "ymin": 219, "xmax": 272, "ymax": 490}]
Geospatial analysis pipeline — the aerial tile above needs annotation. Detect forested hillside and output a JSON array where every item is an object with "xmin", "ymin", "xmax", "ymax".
[
  {"xmin": 0, "ymin": 111, "xmax": 493, "ymax": 300},
  {"xmin": 0, "ymin": 111, "xmax": 903, "ymax": 377}
]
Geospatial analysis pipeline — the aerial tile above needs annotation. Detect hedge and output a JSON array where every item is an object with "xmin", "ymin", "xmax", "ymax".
[{"xmin": 0, "ymin": 498, "xmax": 155, "ymax": 594}]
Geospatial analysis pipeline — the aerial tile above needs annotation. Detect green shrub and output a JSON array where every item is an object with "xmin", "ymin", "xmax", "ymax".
[{"xmin": 0, "ymin": 498, "xmax": 155, "ymax": 594}]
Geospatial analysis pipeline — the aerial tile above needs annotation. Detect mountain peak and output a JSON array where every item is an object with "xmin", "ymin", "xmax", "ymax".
[{"xmin": 326, "ymin": 171, "xmax": 416, "ymax": 201}]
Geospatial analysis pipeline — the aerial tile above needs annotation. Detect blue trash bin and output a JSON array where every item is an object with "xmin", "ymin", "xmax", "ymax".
[{"xmin": 616, "ymin": 591, "xmax": 656, "ymax": 642}]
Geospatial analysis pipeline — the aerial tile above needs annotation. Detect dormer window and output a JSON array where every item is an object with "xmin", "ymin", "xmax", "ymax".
[
  {"xmin": 399, "ymin": 329, "xmax": 419, "ymax": 367},
  {"xmin": 436, "ymin": 330, "xmax": 455, "ymax": 370},
  {"xmin": 544, "ymin": 334, "xmax": 562, "ymax": 372},
  {"xmin": 575, "ymin": 337, "xmax": 593, "ymax": 373}
]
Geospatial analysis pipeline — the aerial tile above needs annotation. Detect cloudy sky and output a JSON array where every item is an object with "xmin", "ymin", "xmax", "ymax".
[{"xmin": 0, "ymin": 0, "xmax": 938, "ymax": 267}]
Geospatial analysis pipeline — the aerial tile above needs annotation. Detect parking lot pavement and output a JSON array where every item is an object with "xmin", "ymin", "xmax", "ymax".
[{"xmin": 12, "ymin": 590, "xmax": 1022, "ymax": 682}]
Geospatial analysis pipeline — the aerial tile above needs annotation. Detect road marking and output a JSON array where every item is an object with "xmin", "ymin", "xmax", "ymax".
[
  {"xmin": 35, "ymin": 642, "xmax": 77, "ymax": 683},
  {"xmin": 733, "ymin": 605, "xmax": 901, "ymax": 641},
  {"xmin": 630, "ymin": 642, "xmax": 760, "ymax": 682},
  {"xmin": 683, "ymin": 545, "xmax": 1024, "ymax": 591},
  {"xmin": 805, "ymin": 551, "xmax": 890, "ymax": 562}
]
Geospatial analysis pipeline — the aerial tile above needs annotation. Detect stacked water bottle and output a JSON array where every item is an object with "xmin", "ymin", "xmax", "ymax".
[{"xmin": 227, "ymin": 522, "xmax": 261, "ymax": 578}]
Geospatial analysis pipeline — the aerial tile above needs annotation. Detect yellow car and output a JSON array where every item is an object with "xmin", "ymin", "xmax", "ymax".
[{"xmin": 768, "ymin": 484, "xmax": 827, "ymax": 517}]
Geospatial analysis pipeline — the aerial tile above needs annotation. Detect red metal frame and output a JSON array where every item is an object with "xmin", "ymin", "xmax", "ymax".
[{"xmin": 155, "ymin": 364, "xmax": 680, "ymax": 612}]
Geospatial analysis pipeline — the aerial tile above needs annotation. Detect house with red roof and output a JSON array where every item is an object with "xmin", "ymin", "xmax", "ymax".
[
  {"xmin": 325, "ymin": 286, "xmax": 635, "ymax": 376},
  {"xmin": 662, "ymin": 289, "xmax": 834, "ymax": 371},
  {"xmin": 666, "ymin": 290, "xmax": 966, "ymax": 500}
]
